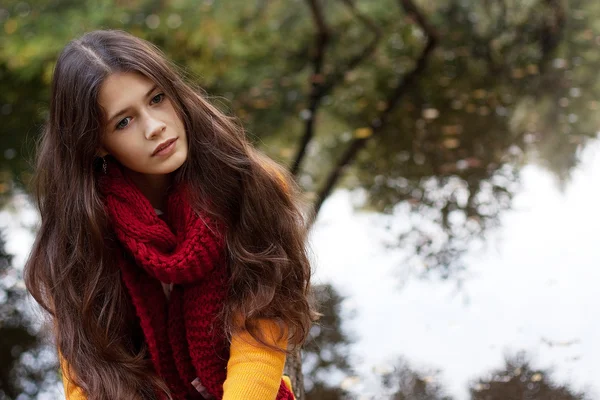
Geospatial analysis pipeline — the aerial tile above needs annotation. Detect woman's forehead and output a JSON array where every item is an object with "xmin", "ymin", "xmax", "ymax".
[{"xmin": 98, "ymin": 72, "xmax": 157, "ymax": 121}]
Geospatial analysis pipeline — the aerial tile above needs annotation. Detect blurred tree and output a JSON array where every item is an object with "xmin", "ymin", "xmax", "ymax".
[
  {"xmin": 377, "ymin": 351, "xmax": 592, "ymax": 400},
  {"xmin": 469, "ymin": 351, "xmax": 590, "ymax": 400},
  {"xmin": 303, "ymin": 284, "xmax": 354, "ymax": 400},
  {"xmin": 380, "ymin": 357, "xmax": 453, "ymax": 400},
  {"xmin": 0, "ymin": 229, "xmax": 57, "ymax": 400}
]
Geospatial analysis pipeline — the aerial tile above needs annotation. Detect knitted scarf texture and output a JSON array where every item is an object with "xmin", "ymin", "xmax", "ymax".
[{"xmin": 99, "ymin": 163, "xmax": 293, "ymax": 400}]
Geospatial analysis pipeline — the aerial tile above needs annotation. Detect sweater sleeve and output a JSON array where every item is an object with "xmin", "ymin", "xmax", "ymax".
[
  {"xmin": 58, "ymin": 320, "xmax": 289, "ymax": 400},
  {"xmin": 59, "ymin": 353, "xmax": 87, "ymax": 400},
  {"xmin": 222, "ymin": 319, "xmax": 288, "ymax": 400}
]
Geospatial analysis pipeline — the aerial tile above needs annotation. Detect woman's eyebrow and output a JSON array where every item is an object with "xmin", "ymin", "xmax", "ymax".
[{"xmin": 107, "ymin": 85, "xmax": 158, "ymax": 123}]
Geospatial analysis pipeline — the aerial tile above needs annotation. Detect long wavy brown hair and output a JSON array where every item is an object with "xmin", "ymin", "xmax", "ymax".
[{"xmin": 24, "ymin": 29, "xmax": 318, "ymax": 399}]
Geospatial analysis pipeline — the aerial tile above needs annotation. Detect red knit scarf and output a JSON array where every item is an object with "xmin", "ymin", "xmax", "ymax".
[{"xmin": 99, "ymin": 162, "xmax": 294, "ymax": 400}]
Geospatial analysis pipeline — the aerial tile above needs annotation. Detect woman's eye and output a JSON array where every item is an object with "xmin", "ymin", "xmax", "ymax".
[
  {"xmin": 116, "ymin": 117, "xmax": 131, "ymax": 130},
  {"xmin": 151, "ymin": 93, "xmax": 165, "ymax": 104}
]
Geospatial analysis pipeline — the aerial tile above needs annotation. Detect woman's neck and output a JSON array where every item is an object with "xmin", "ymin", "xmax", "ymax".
[{"xmin": 125, "ymin": 169, "xmax": 172, "ymax": 211}]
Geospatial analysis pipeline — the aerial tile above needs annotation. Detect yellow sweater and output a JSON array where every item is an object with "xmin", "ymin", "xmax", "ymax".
[{"xmin": 60, "ymin": 320, "xmax": 292, "ymax": 400}]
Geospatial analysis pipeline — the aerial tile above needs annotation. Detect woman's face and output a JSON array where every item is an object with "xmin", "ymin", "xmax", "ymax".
[{"xmin": 97, "ymin": 71, "xmax": 188, "ymax": 177}]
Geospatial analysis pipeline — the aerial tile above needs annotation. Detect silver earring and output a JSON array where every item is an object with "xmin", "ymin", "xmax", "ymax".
[{"xmin": 102, "ymin": 157, "xmax": 107, "ymax": 174}]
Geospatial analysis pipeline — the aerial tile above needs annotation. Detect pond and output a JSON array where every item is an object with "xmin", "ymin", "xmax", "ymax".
[{"xmin": 310, "ymin": 140, "xmax": 599, "ymax": 398}]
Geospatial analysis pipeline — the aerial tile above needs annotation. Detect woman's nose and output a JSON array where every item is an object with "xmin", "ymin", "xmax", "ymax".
[{"xmin": 145, "ymin": 115, "xmax": 166, "ymax": 139}]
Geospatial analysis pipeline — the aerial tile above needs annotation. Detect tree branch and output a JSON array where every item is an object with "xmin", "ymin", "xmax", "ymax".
[
  {"xmin": 291, "ymin": 0, "xmax": 383, "ymax": 175},
  {"xmin": 320, "ymin": 0, "xmax": 383, "ymax": 95},
  {"xmin": 310, "ymin": 0, "xmax": 439, "ymax": 224},
  {"xmin": 539, "ymin": 0, "xmax": 566, "ymax": 70},
  {"xmin": 286, "ymin": 4, "xmax": 330, "ymax": 398},
  {"xmin": 290, "ymin": 0, "xmax": 330, "ymax": 178}
]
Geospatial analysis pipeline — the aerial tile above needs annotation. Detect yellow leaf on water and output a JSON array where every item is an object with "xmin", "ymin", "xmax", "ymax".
[
  {"xmin": 473, "ymin": 89, "xmax": 487, "ymax": 99},
  {"xmin": 531, "ymin": 373, "xmax": 543, "ymax": 382},
  {"xmin": 253, "ymin": 99, "xmax": 269, "ymax": 109},
  {"xmin": 340, "ymin": 376, "xmax": 361, "ymax": 390},
  {"xmin": 511, "ymin": 68, "xmax": 525, "ymax": 79},
  {"xmin": 354, "ymin": 127, "xmax": 373, "ymax": 139},
  {"xmin": 4, "ymin": 19, "xmax": 17, "ymax": 35},
  {"xmin": 422, "ymin": 108, "xmax": 439, "ymax": 119},
  {"xmin": 279, "ymin": 147, "xmax": 294, "ymax": 157},
  {"xmin": 443, "ymin": 138, "xmax": 460, "ymax": 149},
  {"xmin": 442, "ymin": 125, "xmax": 463, "ymax": 135},
  {"xmin": 527, "ymin": 64, "xmax": 539, "ymax": 75},
  {"xmin": 478, "ymin": 106, "xmax": 490, "ymax": 116}
]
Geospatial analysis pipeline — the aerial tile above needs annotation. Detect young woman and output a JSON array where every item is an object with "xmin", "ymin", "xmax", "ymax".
[{"xmin": 24, "ymin": 29, "xmax": 317, "ymax": 400}]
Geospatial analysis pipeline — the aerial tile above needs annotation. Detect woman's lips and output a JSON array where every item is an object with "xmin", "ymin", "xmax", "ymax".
[{"xmin": 152, "ymin": 138, "xmax": 177, "ymax": 156}]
